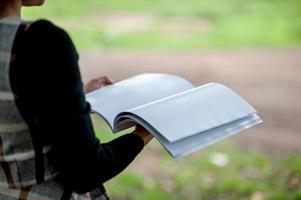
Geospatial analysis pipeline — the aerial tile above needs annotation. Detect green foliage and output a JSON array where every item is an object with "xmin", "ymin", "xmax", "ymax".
[
  {"xmin": 282, "ymin": 155, "xmax": 301, "ymax": 175},
  {"xmin": 90, "ymin": 117, "xmax": 301, "ymax": 200},
  {"xmin": 107, "ymin": 173, "xmax": 144, "ymax": 196},
  {"xmin": 22, "ymin": 0, "xmax": 301, "ymax": 50}
]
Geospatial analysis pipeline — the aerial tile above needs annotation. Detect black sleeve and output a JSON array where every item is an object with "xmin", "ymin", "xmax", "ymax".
[{"xmin": 10, "ymin": 20, "xmax": 144, "ymax": 193}]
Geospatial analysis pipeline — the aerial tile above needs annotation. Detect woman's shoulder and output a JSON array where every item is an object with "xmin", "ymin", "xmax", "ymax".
[
  {"xmin": 25, "ymin": 19, "xmax": 72, "ymax": 44},
  {"xmin": 29, "ymin": 19, "xmax": 54, "ymax": 27},
  {"xmin": 23, "ymin": 19, "xmax": 77, "ymax": 56},
  {"xmin": 29, "ymin": 19, "xmax": 65, "ymax": 30}
]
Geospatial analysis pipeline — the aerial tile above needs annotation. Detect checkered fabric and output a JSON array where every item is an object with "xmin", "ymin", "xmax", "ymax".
[{"xmin": 0, "ymin": 16, "xmax": 109, "ymax": 200}]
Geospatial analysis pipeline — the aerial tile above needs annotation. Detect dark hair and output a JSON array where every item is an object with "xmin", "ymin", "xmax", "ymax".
[
  {"xmin": 0, "ymin": 0, "xmax": 7, "ymax": 6},
  {"xmin": 0, "ymin": 0, "xmax": 9, "ymax": 5},
  {"xmin": 0, "ymin": 0, "xmax": 8, "ymax": 9}
]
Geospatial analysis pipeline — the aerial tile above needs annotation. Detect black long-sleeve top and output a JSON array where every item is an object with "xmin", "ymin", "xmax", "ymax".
[{"xmin": 9, "ymin": 20, "xmax": 144, "ymax": 193}]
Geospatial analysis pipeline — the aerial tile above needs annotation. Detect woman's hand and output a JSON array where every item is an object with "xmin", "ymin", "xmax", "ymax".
[
  {"xmin": 132, "ymin": 125, "xmax": 154, "ymax": 146},
  {"xmin": 84, "ymin": 75, "xmax": 114, "ymax": 93}
]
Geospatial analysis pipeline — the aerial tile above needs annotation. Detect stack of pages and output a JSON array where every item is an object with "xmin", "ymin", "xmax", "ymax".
[{"xmin": 86, "ymin": 73, "xmax": 262, "ymax": 159}]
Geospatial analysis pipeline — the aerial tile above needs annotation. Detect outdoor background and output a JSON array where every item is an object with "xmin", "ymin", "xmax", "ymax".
[{"xmin": 23, "ymin": 0, "xmax": 301, "ymax": 199}]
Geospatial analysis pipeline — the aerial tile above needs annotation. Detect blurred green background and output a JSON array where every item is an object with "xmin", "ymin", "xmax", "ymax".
[
  {"xmin": 23, "ymin": 0, "xmax": 301, "ymax": 199},
  {"xmin": 23, "ymin": 0, "xmax": 301, "ymax": 50},
  {"xmin": 90, "ymin": 118, "xmax": 301, "ymax": 200}
]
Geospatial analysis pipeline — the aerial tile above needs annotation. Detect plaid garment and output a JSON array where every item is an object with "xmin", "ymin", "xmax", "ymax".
[{"xmin": 0, "ymin": 16, "xmax": 110, "ymax": 200}]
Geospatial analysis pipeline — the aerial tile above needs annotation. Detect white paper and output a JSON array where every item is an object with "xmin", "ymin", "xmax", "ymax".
[
  {"xmin": 86, "ymin": 73, "xmax": 194, "ymax": 130},
  {"xmin": 121, "ymin": 113, "xmax": 262, "ymax": 159},
  {"xmin": 87, "ymin": 73, "xmax": 262, "ymax": 159},
  {"xmin": 126, "ymin": 83, "xmax": 257, "ymax": 142}
]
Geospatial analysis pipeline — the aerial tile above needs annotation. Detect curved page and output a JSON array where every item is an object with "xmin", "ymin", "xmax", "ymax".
[
  {"xmin": 168, "ymin": 114, "xmax": 262, "ymax": 159},
  {"xmin": 85, "ymin": 73, "xmax": 194, "ymax": 130},
  {"xmin": 127, "ymin": 83, "xmax": 257, "ymax": 142},
  {"xmin": 116, "ymin": 113, "xmax": 262, "ymax": 159}
]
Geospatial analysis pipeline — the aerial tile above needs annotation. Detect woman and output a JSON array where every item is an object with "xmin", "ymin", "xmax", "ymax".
[{"xmin": 0, "ymin": 0, "xmax": 153, "ymax": 199}]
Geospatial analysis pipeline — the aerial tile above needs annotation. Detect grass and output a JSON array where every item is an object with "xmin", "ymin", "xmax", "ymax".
[
  {"xmin": 22, "ymin": 0, "xmax": 301, "ymax": 50},
  {"xmin": 91, "ymin": 116, "xmax": 301, "ymax": 200}
]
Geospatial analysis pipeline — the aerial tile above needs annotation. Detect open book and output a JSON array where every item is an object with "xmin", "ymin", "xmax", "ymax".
[{"xmin": 86, "ymin": 73, "xmax": 262, "ymax": 159}]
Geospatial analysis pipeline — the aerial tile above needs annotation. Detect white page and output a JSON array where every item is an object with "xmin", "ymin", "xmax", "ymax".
[
  {"xmin": 169, "ymin": 114, "xmax": 262, "ymax": 159},
  {"xmin": 86, "ymin": 73, "xmax": 194, "ymax": 130},
  {"xmin": 126, "ymin": 83, "xmax": 257, "ymax": 142},
  {"xmin": 122, "ymin": 113, "xmax": 262, "ymax": 159}
]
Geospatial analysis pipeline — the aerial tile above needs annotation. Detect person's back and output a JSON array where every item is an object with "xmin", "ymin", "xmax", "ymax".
[
  {"xmin": 0, "ymin": 15, "xmax": 67, "ymax": 199},
  {"xmin": 0, "ymin": 1, "xmax": 153, "ymax": 200}
]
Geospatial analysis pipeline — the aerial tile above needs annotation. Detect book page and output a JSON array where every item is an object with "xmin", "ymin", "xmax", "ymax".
[
  {"xmin": 85, "ymin": 73, "xmax": 194, "ymax": 130},
  {"xmin": 119, "ymin": 113, "xmax": 261, "ymax": 159},
  {"xmin": 123, "ymin": 83, "xmax": 257, "ymax": 142},
  {"xmin": 166, "ymin": 114, "xmax": 262, "ymax": 159}
]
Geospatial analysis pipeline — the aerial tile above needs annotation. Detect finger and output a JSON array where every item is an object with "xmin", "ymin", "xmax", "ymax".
[
  {"xmin": 135, "ymin": 124, "xmax": 145, "ymax": 131},
  {"xmin": 104, "ymin": 76, "xmax": 114, "ymax": 84},
  {"xmin": 100, "ymin": 78, "xmax": 114, "ymax": 86},
  {"xmin": 105, "ymin": 80, "xmax": 114, "ymax": 85}
]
